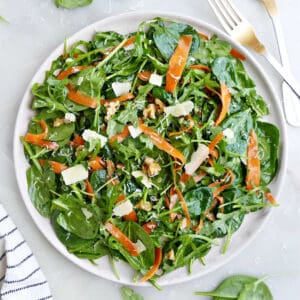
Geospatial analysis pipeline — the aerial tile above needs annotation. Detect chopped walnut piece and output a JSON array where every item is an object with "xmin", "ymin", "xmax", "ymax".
[
  {"xmin": 106, "ymin": 160, "xmax": 115, "ymax": 177},
  {"xmin": 165, "ymin": 249, "xmax": 175, "ymax": 261},
  {"xmin": 104, "ymin": 101, "xmax": 120, "ymax": 122},
  {"xmin": 155, "ymin": 98, "xmax": 166, "ymax": 114},
  {"xmin": 143, "ymin": 103, "xmax": 156, "ymax": 119},
  {"xmin": 142, "ymin": 157, "xmax": 161, "ymax": 177},
  {"xmin": 136, "ymin": 200, "xmax": 152, "ymax": 212},
  {"xmin": 53, "ymin": 118, "xmax": 65, "ymax": 127}
]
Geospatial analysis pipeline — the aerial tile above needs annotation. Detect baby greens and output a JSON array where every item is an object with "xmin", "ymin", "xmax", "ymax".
[
  {"xmin": 195, "ymin": 274, "xmax": 273, "ymax": 299},
  {"xmin": 121, "ymin": 286, "xmax": 144, "ymax": 300},
  {"xmin": 55, "ymin": 0, "xmax": 93, "ymax": 9},
  {"xmin": 22, "ymin": 17, "xmax": 279, "ymax": 283}
]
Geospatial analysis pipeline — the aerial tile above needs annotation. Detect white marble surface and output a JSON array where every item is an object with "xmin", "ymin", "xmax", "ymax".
[{"xmin": 0, "ymin": 0, "xmax": 299, "ymax": 299}]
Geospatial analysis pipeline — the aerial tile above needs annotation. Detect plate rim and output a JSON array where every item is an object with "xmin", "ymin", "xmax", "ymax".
[{"xmin": 13, "ymin": 10, "xmax": 288, "ymax": 286}]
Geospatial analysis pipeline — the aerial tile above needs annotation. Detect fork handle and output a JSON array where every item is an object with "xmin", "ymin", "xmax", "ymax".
[{"xmin": 263, "ymin": 50, "xmax": 300, "ymax": 99}]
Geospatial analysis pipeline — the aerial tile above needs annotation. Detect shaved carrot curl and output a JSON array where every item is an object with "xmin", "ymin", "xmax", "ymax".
[
  {"xmin": 109, "ymin": 125, "xmax": 130, "ymax": 145},
  {"xmin": 123, "ymin": 36, "xmax": 136, "ymax": 48},
  {"xmin": 166, "ymin": 35, "xmax": 193, "ymax": 93},
  {"xmin": 85, "ymin": 180, "xmax": 95, "ymax": 199},
  {"xmin": 246, "ymin": 129, "xmax": 261, "ymax": 190},
  {"xmin": 176, "ymin": 189, "xmax": 191, "ymax": 230},
  {"xmin": 100, "ymin": 93, "xmax": 135, "ymax": 105},
  {"xmin": 230, "ymin": 48, "xmax": 246, "ymax": 61},
  {"xmin": 39, "ymin": 160, "xmax": 67, "ymax": 174},
  {"xmin": 209, "ymin": 169, "xmax": 235, "ymax": 198},
  {"xmin": 57, "ymin": 66, "xmax": 88, "ymax": 80},
  {"xmin": 188, "ymin": 64, "xmax": 211, "ymax": 73},
  {"xmin": 88, "ymin": 156, "xmax": 106, "ymax": 171},
  {"xmin": 208, "ymin": 132, "xmax": 224, "ymax": 155},
  {"xmin": 206, "ymin": 84, "xmax": 232, "ymax": 126},
  {"xmin": 142, "ymin": 222, "xmax": 158, "ymax": 234},
  {"xmin": 67, "ymin": 83, "xmax": 97, "ymax": 109},
  {"xmin": 137, "ymin": 71, "xmax": 152, "ymax": 81},
  {"xmin": 265, "ymin": 192, "xmax": 277, "ymax": 204},
  {"xmin": 139, "ymin": 122, "xmax": 186, "ymax": 164},
  {"xmin": 140, "ymin": 248, "xmax": 162, "ymax": 282},
  {"xmin": 105, "ymin": 222, "xmax": 139, "ymax": 256}
]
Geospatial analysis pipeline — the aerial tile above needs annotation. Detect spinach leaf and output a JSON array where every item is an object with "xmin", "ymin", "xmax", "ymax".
[
  {"xmin": 55, "ymin": 0, "xmax": 93, "ymax": 9},
  {"xmin": 221, "ymin": 110, "xmax": 253, "ymax": 156},
  {"xmin": 52, "ymin": 194, "xmax": 100, "ymax": 239},
  {"xmin": 51, "ymin": 211, "xmax": 108, "ymax": 259},
  {"xmin": 47, "ymin": 123, "xmax": 75, "ymax": 142},
  {"xmin": 113, "ymin": 221, "xmax": 155, "ymax": 271},
  {"xmin": 212, "ymin": 57, "xmax": 255, "ymax": 91},
  {"xmin": 26, "ymin": 163, "xmax": 56, "ymax": 217},
  {"xmin": 184, "ymin": 187, "xmax": 213, "ymax": 218},
  {"xmin": 120, "ymin": 286, "xmax": 144, "ymax": 300},
  {"xmin": 195, "ymin": 274, "xmax": 273, "ymax": 300},
  {"xmin": 152, "ymin": 21, "xmax": 200, "ymax": 61},
  {"xmin": 256, "ymin": 122, "xmax": 279, "ymax": 185}
]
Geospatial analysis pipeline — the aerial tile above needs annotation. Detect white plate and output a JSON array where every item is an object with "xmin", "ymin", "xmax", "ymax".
[{"xmin": 13, "ymin": 11, "xmax": 287, "ymax": 286}]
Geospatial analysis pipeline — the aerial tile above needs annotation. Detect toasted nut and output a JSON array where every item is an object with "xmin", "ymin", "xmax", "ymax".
[
  {"xmin": 143, "ymin": 157, "xmax": 161, "ymax": 177},
  {"xmin": 136, "ymin": 200, "xmax": 152, "ymax": 212},
  {"xmin": 116, "ymin": 163, "xmax": 125, "ymax": 170},
  {"xmin": 106, "ymin": 159, "xmax": 115, "ymax": 177},
  {"xmin": 165, "ymin": 249, "xmax": 175, "ymax": 261},
  {"xmin": 53, "ymin": 118, "xmax": 65, "ymax": 127},
  {"xmin": 75, "ymin": 145, "xmax": 84, "ymax": 157},
  {"xmin": 155, "ymin": 98, "xmax": 166, "ymax": 114},
  {"xmin": 104, "ymin": 101, "xmax": 120, "ymax": 121},
  {"xmin": 143, "ymin": 104, "xmax": 156, "ymax": 119}
]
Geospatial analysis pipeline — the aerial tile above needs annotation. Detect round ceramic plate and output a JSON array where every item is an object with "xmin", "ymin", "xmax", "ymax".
[{"xmin": 13, "ymin": 11, "xmax": 287, "ymax": 286}]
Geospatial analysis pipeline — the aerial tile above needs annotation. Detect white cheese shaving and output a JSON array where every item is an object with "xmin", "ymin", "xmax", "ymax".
[
  {"xmin": 184, "ymin": 144, "xmax": 209, "ymax": 175},
  {"xmin": 64, "ymin": 112, "xmax": 76, "ymax": 122},
  {"xmin": 164, "ymin": 101, "xmax": 194, "ymax": 117},
  {"xmin": 82, "ymin": 129, "xmax": 107, "ymax": 147},
  {"xmin": 223, "ymin": 128, "xmax": 235, "ymax": 142},
  {"xmin": 113, "ymin": 200, "xmax": 133, "ymax": 217},
  {"xmin": 149, "ymin": 73, "xmax": 163, "ymax": 87},
  {"xmin": 112, "ymin": 81, "xmax": 132, "ymax": 97},
  {"xmin": 134, "ymin": 240, "xmax": 146, "ymax": 254},
  {"xmin": 132, "ymin": 171, "xmax": 152, "ymax": 188},
  {"xmin": 76, "ymin": 76, "xmax": 84, "ymax": 85},
  {"xmin": 128, "ymin": 125, "xmax": 142, "ymax": 138},
  {"xmin": 61, "ymin": 165, "xmax": 88, "ymax": 185}
]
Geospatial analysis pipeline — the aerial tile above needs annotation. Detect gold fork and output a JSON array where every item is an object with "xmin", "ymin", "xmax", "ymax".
[{"xmin": 208, "ymin": 0, "xmax": 300, "ymax": 100}]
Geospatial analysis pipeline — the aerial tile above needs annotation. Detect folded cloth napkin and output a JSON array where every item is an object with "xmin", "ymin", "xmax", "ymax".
[{"xmin": 0, "ymin": 204, "xmax": 52, "ymax": 300}]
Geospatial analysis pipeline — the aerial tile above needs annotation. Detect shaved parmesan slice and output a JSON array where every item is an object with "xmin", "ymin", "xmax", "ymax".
[
  {"xmin": 134, "ymin": 240, "xmax": 146, "ymax": 254},
  {"xmin": 124, "ymin": 43, "xmax": 135, "ymax": 51},
  {"xmin": 185, "ymin": 144, "xmax": 209, "ymax": 175},
  {"xmin": 223, "ymin": 128, "xmax": 235, "ymax": 142},
  {"xmin": 132, "ymin": 171, "xmax": 152, "ymax": 188},
  {"xmin": 113, "ymin": 200, "xmax": 133, "ymax": 217},
  {"xmin": 112, "ymin": 81, "xmax": 131, "ymax": 97},
  {"xmin": 82, "ymin": 129, "xmax": 107, "ymax": 147},
  {"xmin": 164, "ymin": 101, "xmax": 194, "ymax": 117},
  {"xmin": 149, "ymin": 73, "xmax": 163, "ymax": 86},
  {"xmin": 128, "ymin": 125, "xmax": 142, "ymax": 138},
  {"xmin": 62, "ymin": 165, "xmax": 88, "ymax": 185},
  {"xmin": 180, "ymin": 218, "xmax": 187, "ymax": 230},
  {"xmin": 65, "ymin": 112, "xmax": 76, "ymax": 122}
]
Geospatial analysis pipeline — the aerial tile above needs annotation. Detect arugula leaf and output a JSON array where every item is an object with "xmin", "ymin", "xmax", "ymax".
[{"xmin": 55, "ymin": 0, "xmax": 93, "ymax": 9}]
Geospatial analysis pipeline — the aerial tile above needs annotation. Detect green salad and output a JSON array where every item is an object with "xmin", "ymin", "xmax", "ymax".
[{"xmin": 22, "ymin": 17, "xmax": 280, "ymax": 285}]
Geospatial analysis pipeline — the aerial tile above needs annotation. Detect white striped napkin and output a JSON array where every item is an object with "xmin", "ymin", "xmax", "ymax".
[{"xmin": 0, "ymin": 204, "xmax": 52, "ymax": 300}]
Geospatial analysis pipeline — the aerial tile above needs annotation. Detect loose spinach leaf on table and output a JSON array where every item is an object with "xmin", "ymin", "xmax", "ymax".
[
  {"xmin": 120, "ymin": 286, "xmax": 144, "ymax": 300},
  {"xmin": 195, "ymin": 274, "xmax": 273, "ymax": 300},
  {"xmin": 55, "ymin": 0, "xmax": 93, "ymax": 9}
]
